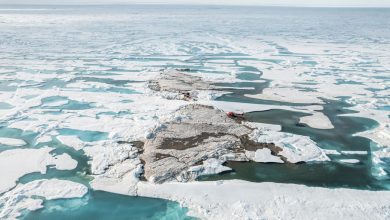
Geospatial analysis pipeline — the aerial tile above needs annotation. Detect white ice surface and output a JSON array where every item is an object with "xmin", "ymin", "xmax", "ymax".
[
  {"xmin": 246, "ymin": 148, "xmax": 284, "ymax": 163},
  {"xmin": 249, "ymin": 129, "xmax": 329, "ymax": 163},
  {"xmin": 188, "ymin": 158, "xmax": 232, "ymax": 176},
  {"xmin": 241, "ymin": 121, "xmax": 281, "ymax": 132},
  {"xmin": 341, "ymin": 151, "xmax": 368, "ymax": 155},
  {"xmin": 0, "ymin": 137, "xmax": 26, "ymax": 147},
  {"xmin": 0, "ymin": 13, "xmax": 389, "ymax": 219},
  {"xmin": 41, "ymin": 99, "xmax": 69, "ymax": 107},
  {"xmin": 339, "ymin": 159, "xmax": 360, "ymax": 164},
  {"xmin": 0, "ymin": 179, "xmax": 88, "ymax": 219},
  {"xmin": 228, "ymin": 121, "xmax": 320, "ymax": 163},
  {"xmin": 0, "ymin": 148, "xmax": 78, "ymax": 194},
  {"xmin": 204, "ymin": 100, "xmax": 334, "ymax": 129},
  {"xmin": 323, "ymin": 149, "xmax": 341, "ymax": 155},
  {"xmin": 204, "ymin": 100, "xmax": 306, "ymax": 114},
  {"xmin": 57, "ymin": 135, "xmax": 85, "ymax": 151},
  {"xmin": 52, "ymin": 153, "xmax": 78, "ymax": 170},
  {"xmin": 85, "ymin": 141, "xmax": 142, "ymax": 195},
  {"xmin": 299, "ymin": 112, "xmax": 334, "ymax": 129},
  {"xmin": 137, "ymin": 180, "xmax": 390, "ymax": 220}
]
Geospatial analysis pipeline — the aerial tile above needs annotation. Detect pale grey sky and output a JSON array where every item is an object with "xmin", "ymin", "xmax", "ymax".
[{"xmin": 0, "ymin": 0, "xmax": 389, "ymax": 7}]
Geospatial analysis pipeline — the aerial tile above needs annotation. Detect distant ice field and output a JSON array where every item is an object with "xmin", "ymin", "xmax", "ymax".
[{"xmin": 0, "ymin": 5, "xmax": 389, "ymax": 219}]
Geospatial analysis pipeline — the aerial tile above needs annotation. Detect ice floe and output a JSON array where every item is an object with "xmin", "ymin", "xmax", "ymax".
[
  {"xmin": 299, "ymin": 112, "xmax": 334, "ymax": 129},
  {"xmin": 341, "ymin": 151, "xmax": 368, "ymax": 155},
  {"xmin": 245, "ymin": 148, "xmax": 284, "ymax": 163},
  {"xmin": 249, "ymin": 129, "xmax": 330, "ymax": 163},
  {"xmin": 0, "ymin": 9, "xmax": 389, "ymax": 219},
  {"xmin": 323, "ymin": 149, "xmax": 341, "ymax": 155},
  {"xmin": 339, "ymin": 159, "xmax": 360, "ymax": 164},
  {"xmin": 0, "ymin": 148, "xmax": 77, "ymax": 194},
  {"xmin": 0, "ymin": 179, "xmax": 88, "ymax": 219},
  {"xmin": 57, "ymin": 135, "xmax": 85, "ymax": 151},
  {"xmin": 0, "ymin": 137, "xmax": 26, "ymax": 147}
]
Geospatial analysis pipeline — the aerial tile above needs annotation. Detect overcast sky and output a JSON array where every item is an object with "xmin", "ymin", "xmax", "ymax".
[{"xmin": 0, "ymin": 0, "xmax": 389, "ymax": 7}]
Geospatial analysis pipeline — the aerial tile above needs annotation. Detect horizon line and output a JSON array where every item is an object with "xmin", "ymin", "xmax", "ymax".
[{"xmin": 1, "ymin": 3, "xmax": 390, "ymax": 8}]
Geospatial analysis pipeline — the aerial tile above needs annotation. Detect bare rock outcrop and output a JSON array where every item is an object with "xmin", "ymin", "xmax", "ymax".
[
  {"xmin": 148, "ymin": 70, "xmax": 215, "ymax": 101},
  {"xmin": 139, "ymin": 70, "xmax": 329, "ymax": 184},
  {"xmin": 140, "ymin": 104, "xmax": 283, "ymax": 183}
]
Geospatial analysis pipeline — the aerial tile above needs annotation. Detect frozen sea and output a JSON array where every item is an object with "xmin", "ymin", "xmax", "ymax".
[{"xmin": 0, "ymin": 4, "xmax": 389, "ymax": 219}]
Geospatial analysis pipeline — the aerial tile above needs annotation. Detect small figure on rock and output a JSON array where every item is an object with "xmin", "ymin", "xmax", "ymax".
[{"xmin": 226, "ymin": 111, "xmax": 245, "ymax": 119}]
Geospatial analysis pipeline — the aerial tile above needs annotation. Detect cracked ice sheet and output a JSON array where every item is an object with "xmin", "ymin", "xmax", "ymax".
[
  {"xmin": 342, "ymin": 104, "xmax": 390, "ymax": 179},
  {"xmin": 246, "ymin": 148, "xmax": 284, "ymax": 163},
  {"xmin": 0, "ymin": 147, "xmax": 78, "ymax": 194},
  {"xmin": 84, "ymin": 141, "xmax": 143, "ymax": 195},
  {"xmin": 0, "ymin": 179, "xmax": 88, "ymax": 219},
  {"xmin": 136, "ymin": 180, "xmax": 390, "ymax": 220},
  {"xmin": 240, "ymin": 122, "xmax": 319, "ymax": 163},
  {"xmin": 249, "ymin": 129, "xmax": 329, "ymax": 163},
  {"xmin": 239, "ymin": 38, "xmax": 389, "ymax": 140},
  {"xmin": 5, "ymin": 84, "xmax": 188, "ymax": 139}
]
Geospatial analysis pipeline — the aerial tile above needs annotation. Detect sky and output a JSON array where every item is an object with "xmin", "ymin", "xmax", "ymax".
[{"xmin": 0, "ymin": 0, "xmax": 389, "ymax": 7}]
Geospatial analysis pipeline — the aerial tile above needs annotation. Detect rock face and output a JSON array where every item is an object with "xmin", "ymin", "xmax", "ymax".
[{"xmin": 141, "ymin": 104, "xmax": 283, "ymax": 183}]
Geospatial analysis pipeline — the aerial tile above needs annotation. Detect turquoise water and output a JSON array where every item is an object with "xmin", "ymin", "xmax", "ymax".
[
  {"xmin": 19, "ymin": 140, "xmax": 91, "ymax": 185},
  {"xmin": 0, "ymin": 127, "xmax": 37, "ymax": 151},
  {"xmin": 40, "ymin": 96, "xmax": 93, "ymax": 110},
  {"xmin": 23, "ymin": 191, "xmax": 192, "ymax": 220},
  {"xmin": 57, "ymin": 128, "xmax": 109, "ymax": 142},
  {"xmin": 16, "ymin": 138, "xmax": 193, "ymax": 219},
  {"xmin": 0, "ymin": 4, "xmax": 389, "ymax": 219}
]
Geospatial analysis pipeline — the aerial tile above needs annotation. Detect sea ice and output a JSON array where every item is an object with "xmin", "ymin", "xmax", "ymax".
[
  {"xmin": 0, "ymin": 137, "xmax": 26, "ymax": 147},
  {"xmin": 57, "ymin": 135, "xmax": 86, "ymax": 151},
  {"xmin": 0, "ymin": 147, "xmax": 78, "ymax": 194},
  {"xmin": 249, "ymin": 129, "xmax": 329, "ymax": 163},
  {"xmin": 341, "ymin": 151, "xmax": 368, "ymax": 155},
  {"xmin": 0, "ymin": 179, "xmax": 88, "ymax": 219},
  {"xmin": 339, "ymin": 159, "xmax": 360, "ymax": 164},
  {"xmin": 246, "ymin": 148, "xmax": 284, "ymax": 163},
  {"xmin": 137, "ymin": 180, "xmax": 390, "ymax": 220},
  {"xmin": 299, "ymin": 112, "xmax": 334, "ymax": 129}
]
